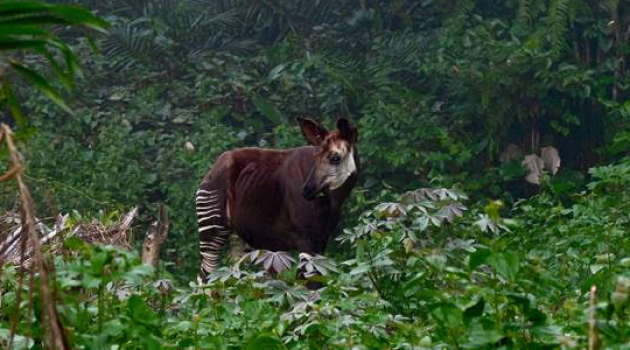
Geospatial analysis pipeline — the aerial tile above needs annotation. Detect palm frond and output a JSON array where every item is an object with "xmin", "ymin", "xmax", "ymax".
[
  {"xmin": 194, "ymin": 8, "xmax": 240, "ymax": 30},
  {"xmin": 514, "ymin": 0, "xmax": 534, "ymax": 33},
  {"xmin": 101, "ymin": 22, "xmax": 154, "ymax": 71},
  {"xmin": 548, "ymin": 0, "xmax": 570, "ymax": 57},
  {"xmin": 0, "ymin": 1, "xmax": 108, "ymax": 119},
  {"xmin": 444, "ymin": 0, "xmax": 476, "ymax": 35}
]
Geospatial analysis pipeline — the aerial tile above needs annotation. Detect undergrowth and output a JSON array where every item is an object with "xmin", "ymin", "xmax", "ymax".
[{"xmin": 2, "ymin": 157, "xmax": 630, "ymax": 348}]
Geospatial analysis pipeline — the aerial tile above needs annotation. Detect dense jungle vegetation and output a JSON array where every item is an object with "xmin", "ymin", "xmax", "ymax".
[{"xmin": 1, "ymin": 0, "xmax": 630, "ymax": 348}]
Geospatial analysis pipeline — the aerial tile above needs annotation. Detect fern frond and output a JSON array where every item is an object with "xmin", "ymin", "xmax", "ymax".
[
  {"xmin": 101, "ymin": 23, "xmax": 155, "ymax": 71},
  {"xmin": 514, "ymin": 0, "xmax": 534, "ymax": 33},
  {"xmin": 201, "ymin": 36, "xmax": 258, "ymax": 56},
  {"xmin": 452, "ymin": 0, "xmax": 476, "ymax": 20},
  {"xmin": 444, "ymin": 0, "xmax": 476, "ymax": 35},
  {"xmin": 547, "ymin": 0, "xmax": 570, "ymax": 57},
  {"xmin": 165, "ymin": 8, "xmax": 247, "ymax": 60},
  {"xmin": 193, "ymin": 9, "xmax": 240, "ymax": 30},
  {"xmin": 373, "ymin": 33, "xmax": 422, "ymax": 77}
]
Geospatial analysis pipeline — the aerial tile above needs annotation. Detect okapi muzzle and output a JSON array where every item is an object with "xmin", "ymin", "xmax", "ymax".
[{"xmin": 301, "ymin": 171, "xmax": 319, "ymax": 200}]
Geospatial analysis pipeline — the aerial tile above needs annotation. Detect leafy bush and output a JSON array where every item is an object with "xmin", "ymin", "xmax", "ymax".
[
  {"xmin": 3, "ymin": 158, "xmax": 630, "ymax": 348},
  {"xmin": 6, "ymin": 0, "xmax": 628, "ymax": 284},
  {"xmin": 4, "ymin": 0, "xmax": 630, "ymax": 347}
]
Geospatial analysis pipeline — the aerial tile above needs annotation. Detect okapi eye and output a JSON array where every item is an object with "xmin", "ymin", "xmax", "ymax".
[{"xmin": 329, "ymin": 153, "xmax": 341, "ymax": 165}]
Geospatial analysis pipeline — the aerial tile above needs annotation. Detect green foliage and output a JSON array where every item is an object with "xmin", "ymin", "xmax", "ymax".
[
  {"xmin": 100, "ymin": 0, "xmax": 254, "ymax": 72},
  {"xmin": 22, "ymin": 80, "xmax": 240, "ymax": 274},
  {"xmin": 0, "ymin": 0, "xmax": 107, "ymax": 124},
  {"xmin": 1, "ymin": 0, "xmax": 625, "ymax": 285},
  {"xmin": 4, "ymin": 0, "xmax": 630, "ymax": 346},
  {"xmin": 3, "ymin": 158, "xmax": 630, "ymax": 348}
]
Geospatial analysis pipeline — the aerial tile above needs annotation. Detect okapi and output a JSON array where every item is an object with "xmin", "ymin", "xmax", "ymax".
[{"xmin": 195, "ymin": 117, "xmax": 359, "ymax": 284}]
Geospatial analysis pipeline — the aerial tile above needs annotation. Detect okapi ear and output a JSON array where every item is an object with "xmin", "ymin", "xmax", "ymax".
[
  {"xmin": 336, "ymin": 117, "xmax": 358, "ymax": 143},
  {"xmin": 297, "ymin": 117, "xmax": 328, "ymax": 146}
]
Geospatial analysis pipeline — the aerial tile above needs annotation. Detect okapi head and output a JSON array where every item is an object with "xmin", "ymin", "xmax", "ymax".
[{"xmin": 297, "ymin": 117, "xmax": 359, "ymax": 200}]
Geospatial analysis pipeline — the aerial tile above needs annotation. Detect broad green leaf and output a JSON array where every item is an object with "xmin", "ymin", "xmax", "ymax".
[
  {"xmin": 465, "ymin": 324, "xmax": 504, "ymax": 348},
  {"xmin": 0, "ymin": 25, "xmax": 47, "ymax": 36},
  {"xmin": 486, "ymin": 252, "xmax": 520, "ymax": 281},
  {"xmin": 463, "ymin": 298, "xmax": 485, "ymax": 321},
  {"xmin": 101, "ymin": 319, "xmax": 124, "ymax": 337},
  {"xmin": 90, "ymin": 251, "xmax": 111, "ymax": 275},
  {"xmin": 590, "ymin": 264, "xmax": 605, "ymax": 275},
  {"xmin": 0, "ymin": 15, "xmax": 89, "ymax": 28},
  {"xmin": 0, "ymin": 2, "xmax": 108, "ymax": 33},
  {"xmin": 39, "ymin": 47, "xmax": 74, "ymax": 90},
  {"xmin": 244, "ymin": 334, "xmax": 285, "ymax": 350},
  {"xmin": 0, "ymin": 38, "xmax": 47, "ymax": 50},
  {"xmin": 349, "ymin": 263, "xmax": 370, "ymax": 275},
  {"xmin": 0, "ymin": 1, "xmax": 54, "ymax": 16},
  {"xmin": 47, "ymin": 5, "xmax": 109, "ymax": 33},
  {"xmin": 0, "ymin": 81, "xmax": 23, "ymax": 125},
  {"xmin": 425, "ymin": 254, "xmax": 447, "ymax": 271},
  {"xmin": 252, "ymin": 96, "xmax": 284, "ymax": 124},
  {"xmin": 0, "ymin": 329, "xmax": 34, "ymax": 349},
  {"xmin": 431, "ymin": 303, "xmax": 463, "ymax": 328},
  {"xmin": 10, "ymin": 62, "xmax": 72, "ymax": 113},
  {"xmin": 63, "ymin": 236, "xmax": 88, "ymax": 252},
  {"xmin": 413, "ymin": 216, "xmax": 429, "ymax": 231},
  {"xmin": 122, "ymin": 264, "xmax": 154, "ymax": 284},
  {"xmin": 127, "ymin": 295, "xmax": 158, "ymax": 326},
  {"xmin": 268, "ymin": 64, "xmax": 286, "ymax": 81},
  {"xmin": 469, "ymin": 247, "xmax": 490, "ymax": 270}
]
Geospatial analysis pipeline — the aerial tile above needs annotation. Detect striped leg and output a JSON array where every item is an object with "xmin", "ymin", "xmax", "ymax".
[{"xmin": 196, "ymin": 187, "xmax": 230, "ymax": 285}]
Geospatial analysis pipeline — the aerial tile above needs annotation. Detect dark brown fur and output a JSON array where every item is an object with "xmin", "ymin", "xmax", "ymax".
[{"xmin": 196, "ymin": 119, "xmax": 358, "ymax": 282}]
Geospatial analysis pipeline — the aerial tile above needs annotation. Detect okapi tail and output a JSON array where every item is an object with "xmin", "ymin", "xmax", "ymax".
[{"xmin": 196, "ymin": 175, "xmax": 230, "ymax": 285}]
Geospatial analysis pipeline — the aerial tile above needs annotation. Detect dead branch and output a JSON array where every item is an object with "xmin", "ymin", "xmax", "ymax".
[
  {"xmin": 117, "ymin": 206, "xmax": 139, "ymax": 238},
  {"xmin": 1, "ymin": 215, "xmax": 62, "ymax": 267},
  {"xmin": 0, "ymin": 226, "xmax": 23, "ymax": 263},
  {"xmin": 142, "ymin": 204, "xmax": 169, "ymax": 271},
  {"xmin": 0, "ymin": 164, "xmax": 21, "ymax": 183},
  {"xmin": 40, "ymin": 214, "xmax": 68, "ymax": 246},
  {"xmin": 1, "ymin": 123, "xmax": 69, "ymax": 350},
  {"xmin": 0, "ymin": 125, "xmax": 139, "ymax": 349},
  {"xmin": 0, "ymin": 207, "xmax": 137, "ymax": 267}
]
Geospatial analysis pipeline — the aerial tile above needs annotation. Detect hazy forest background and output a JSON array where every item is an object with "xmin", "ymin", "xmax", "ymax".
[{"xmin": 1, "ymin": 0, "xmax": 630, "ymax": 348}]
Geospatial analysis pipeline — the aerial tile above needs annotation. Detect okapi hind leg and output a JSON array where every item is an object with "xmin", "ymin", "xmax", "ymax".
[{"xmin": 196, "ymin": 184, "xmax": 230, "ymax": 285}]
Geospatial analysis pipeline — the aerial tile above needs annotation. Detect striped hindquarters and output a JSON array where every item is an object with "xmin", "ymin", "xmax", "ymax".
[{"xmin": 196, "ymin": 186, "xmax": 230, "ymax": 284}]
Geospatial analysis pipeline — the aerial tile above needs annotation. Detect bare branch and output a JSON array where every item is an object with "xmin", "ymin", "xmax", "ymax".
[
  {"xmin": 117, "ymin": 206, "xmax": 139, "ymax": 238},
  {"xmin": 142, "ymin": 204, "xmax": 169, "ymax": 271},
  {"xmin": 1, "ymin": 123, "xmax": 69, "ymax": 350},
  {"xmin": 0, "ymin": 165, "xmax": 21, "ymax": 183}
]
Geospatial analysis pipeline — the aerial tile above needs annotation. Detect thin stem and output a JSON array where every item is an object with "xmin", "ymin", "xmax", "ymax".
[{"xmin": 589, "ymin": 285, "xmax": 599, "ymax": 350}]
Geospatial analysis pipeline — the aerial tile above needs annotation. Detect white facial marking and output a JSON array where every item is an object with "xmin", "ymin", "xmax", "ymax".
[{"xmin": 328, "ymin": 146, "xmax": 357, "ymax": 190}]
